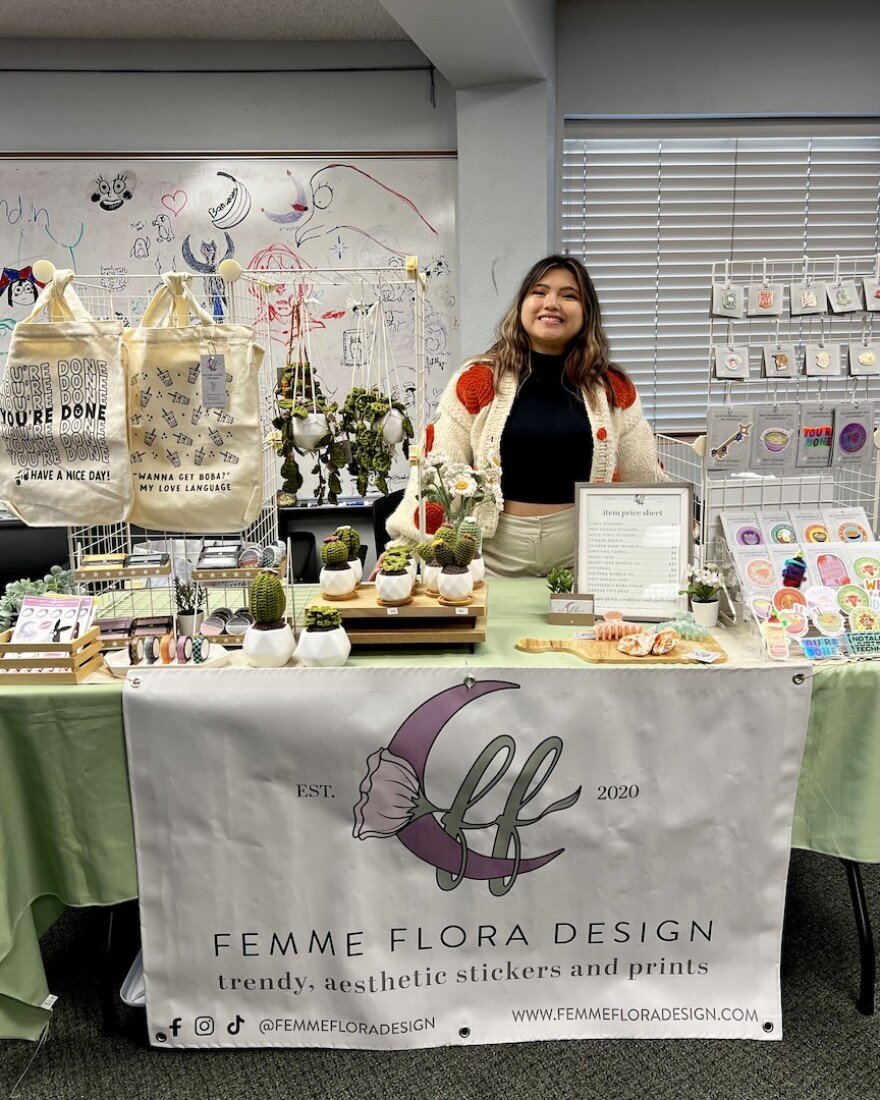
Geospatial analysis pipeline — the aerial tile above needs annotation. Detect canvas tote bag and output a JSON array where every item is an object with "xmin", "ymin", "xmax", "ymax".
[
  {"xmin": 0, "ymin": 269, "xmax": 132, "ymax": 526},
  {"xmin": 124, "ymin": 273, "xmax": 265, "ymax": 532}
]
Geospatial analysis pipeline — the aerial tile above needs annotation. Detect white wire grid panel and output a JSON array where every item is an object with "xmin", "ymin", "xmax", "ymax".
[{"xmin": 63, "ymin": 265, "xmax": 425, "ymax": 620}]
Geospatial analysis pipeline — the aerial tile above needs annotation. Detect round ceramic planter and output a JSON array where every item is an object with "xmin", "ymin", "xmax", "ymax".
[
  {"xmin": 176, "ymin": 611, "xmax": 204, "ymax": 636},
  {"xmin": 469, "ymin": 555, "xmax": 486, "ymax": 588},
  {"xmin": 382, "ymin": 408, "xmax": 407, "ymax": 446},
  {"xmin": 295, "ymin": 625, "xmax": 351, "ymax": 668},
  {"xmin": 348, "ymin": 556, "xmax": 364, "ymax": 585},
  {"xmin": 438, "ymin": 568, "xmax": 474, "ymax": 603},
  {"xmin": 421, "ymin": 563, "xmax": 441, "ymax": 595},
  {"xmin": 242, "ymin": 623, "xmax": 295, "ymax": 667},
  {"xmin": 320, "ymin": 564, "xmax": 357, "ymax": 599},
  {"xmin": 291, "ymin": 412, "xmax": 328, "ymax": 453},
  {"xmin": 690, "ymin": 599, "xmax": 720, "ymax": 628},
  {"xmin": 375, "ymin": 571, "xmax": 413, "ymax": 604}
]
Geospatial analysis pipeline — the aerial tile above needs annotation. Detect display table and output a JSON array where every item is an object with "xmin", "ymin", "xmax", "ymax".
[{"xmin": 0, "ymin": 578, "xmax": 877, "ymax": 1040}]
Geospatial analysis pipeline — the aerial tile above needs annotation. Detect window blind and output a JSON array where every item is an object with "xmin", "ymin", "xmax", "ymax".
[{"xmin": 561, "ymin": 126, "xmax": 880, "ymax": 434}]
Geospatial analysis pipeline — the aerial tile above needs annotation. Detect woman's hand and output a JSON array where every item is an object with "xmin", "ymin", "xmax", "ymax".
[{"xmin": 368, "ymin": 552, "xmax": 385, "ymax": 581}]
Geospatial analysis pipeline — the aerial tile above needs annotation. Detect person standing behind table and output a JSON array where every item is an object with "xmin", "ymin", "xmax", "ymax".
[{"xmin": 384, "ymin": 253, "xmax": 668, "ymax": 577}]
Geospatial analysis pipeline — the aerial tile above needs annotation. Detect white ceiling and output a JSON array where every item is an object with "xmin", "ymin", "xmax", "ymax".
[{"xmin": 0, "ymin": 0, "xmax": 409, "ymax": 41}]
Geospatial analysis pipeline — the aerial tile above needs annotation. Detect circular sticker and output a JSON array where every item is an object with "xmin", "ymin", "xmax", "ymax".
[
  {"xmin": 773, "ymin": 587, "xmax": 807, "ymax": 612},
  {"xmin": 852, "ymin": 556, "xmax": 880, "ymax": 581},
  {"xmin": 723, "ymin": 353, "xmax": 743, "ymax": 372},
  {"xmin": 848, "ymin": 608, "xmax": 880, "ymax": 633},
  {"xmin": 760, "ymin": 428, "xmax": 792, "ymax": 454},
  {"xmin": 736, "ymin": 526, "xmax": 763, "ymax": 547},
  {"xmin": 804, "ymin": 524, "xmax": 830, "ymax": 544},
  {"xmin": 839, "ymin": 422, "xmax": 868, "ymax": 455},
  {"xmin": 748, "ymin": 596, "xmax": 772, "ymax": 620},
  {"xmin": 769, "ymin": 523, "xmax": 797, "ymax": 545},
  {"xmin": 805, "ymin": 585, "xmax": 838, "ymax": 610},
  {"xmin": 839, "ymin": 522, "xmax": 870, "ymax": 543},
  {"xmin": 816, "ymin": 553, "xmax": 850, "ymax": 587},
  {"xmin": 836, "ymin": 585, "xmax": 870, "ymax": 613},
  {"xmin": 782, "ymin": 610, "xmax": 809, "ymax": 637},
  {"xmin": 812, "ymin": 609, "xmax": 845, "ymax": 637},
  {"xmin": 745, "ymin": 559, "xmax": 775, "ymax": 587}
]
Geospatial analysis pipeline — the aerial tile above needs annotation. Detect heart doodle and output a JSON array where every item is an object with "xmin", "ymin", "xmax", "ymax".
[{"xmin": 161, "ymin": 190, "xmax": 187, "ymax": 217}]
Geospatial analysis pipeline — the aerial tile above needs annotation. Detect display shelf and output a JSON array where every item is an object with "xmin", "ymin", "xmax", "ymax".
[
  {"xmin": 0, "ymin": 626, "xmax": 104, "ymax": 684},
  {"xmin": 75, "ymin": 562, "xmax": 172, "ymax": 583},
  {"xmin": 192, "ymin": 558, "xmax": 287, "ymax": 583}
]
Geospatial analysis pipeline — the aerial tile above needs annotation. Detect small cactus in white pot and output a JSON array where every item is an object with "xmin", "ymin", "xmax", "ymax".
[
  {"xmin": 335, "ymin": 525, "xmax": 363, "ymax": 585},
  {"xmin": 295, "ymin": 604, "xmax": 351, "ymax": 667},
  {"xmin": 375, "ymin": 547, "xmax": 414, "ymax": 605},
  {"xmin": 433, "ymin": 524, "xmax": 477, "ymax": 604},
  {"xmin": 243, "ymin": 570, "xmax": 294, "ymax": 667},
  {"xmin": 416, "ymin": 540, "xmax": 442, "ymax": 596},
  {"xmin": 458, "ymin": 515, "xmax": 485, "ymax": 588},
  {"xmin": 319, "ymin": 535, "xmax": 357, "ymax": 599}
]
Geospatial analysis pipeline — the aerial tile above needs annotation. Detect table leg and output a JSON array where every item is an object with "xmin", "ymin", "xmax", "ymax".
[{"xmin": 840, "ymin": 859, "xmax": 876, "ymax": 1015}]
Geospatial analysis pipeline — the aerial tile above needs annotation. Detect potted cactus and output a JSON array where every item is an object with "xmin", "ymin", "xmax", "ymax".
[
  {"xmin": 319, "ymin": 535, "xmax": 358, "ymax": 600},
  {"xmin": 294, "ymin": 604, "xmax": 351, "ymax": 667},
  {"xmin": 242, "ymin": 570, "xmax": 294, "ymax": 667},
  {"xmin": 374, "ymin": 546, "xmax": 414, "ymax": 605},
  {"xmin": 334, "ymin": 525, "xmax": 364, "ymax": 585},
  {"xmin": 457, "ymin": 515, "xmax": 485, "ymax": 588},
  {"xmin": 432, "ymin": 523, "xmax": 478, "ymax": 604},
  {"xmin": 416, "ymin": 540, "xmax": 442, "ymax": 596}
]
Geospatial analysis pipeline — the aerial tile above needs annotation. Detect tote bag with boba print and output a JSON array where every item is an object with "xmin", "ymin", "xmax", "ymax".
[
  {"xmin": 124, "ymin": 272, "xmax": 265, "ymax": 532},
  {"xmin": 0, "ymin": 269, "xmax": 132, "ymax": 525}
]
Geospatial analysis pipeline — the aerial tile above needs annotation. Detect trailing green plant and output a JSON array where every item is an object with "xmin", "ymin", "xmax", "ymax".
[
  {"xmin": 546, "ymin": 567, "xmax": 575, "ymax": 594},
  {"xmin": 273, "ymin": 356, "xmax": 346, "ymax": 506},
  {"xmin": 304, "ymin": 604, "xmax": 343, "ymax": 632},
  {"xmin": 172, "ymin": 577, "xmax": 207, "ymax": 614},
  {"xmin": 340, "ymin": 386, "xmax": 413, "ymax": 497},
  {"xmin": 320, "ymin": 535, "xmax": 350, "ymax": 569},
  {"xmin": 431, "ymin": 529, "xmax": 478, "ymax": 572},
  {"xmin": 248, "ymin": 570, "xmax": 287, "ymax": 629},
  {"xmin": 0, "ymin": 565, "xmax": 76, "ymax": 632},
  {"xmin": 335, "ymin": 525, "xmax": 362, "ymax": 563}
]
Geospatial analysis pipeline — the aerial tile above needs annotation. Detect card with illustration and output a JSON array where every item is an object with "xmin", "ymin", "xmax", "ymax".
[
  {"xmin": 795, "ymin": 404, "xmax": 834, "ymax": 468},
  {"xmin": 837, "ymin": 584, "xmax": 871, "ymax": 615},
  {"xmin": 832, "ymin": 403, "xmax": 876, "ymax": 471},
  {"xmin": 789, "ymin": 282, "xmax": 827, "ymax": 316},
  {"xmin": 863, "ymin": 279, "xmax": 880, "ymax": 313},
  {"xmin": 758, "ymin": 509, "xmax": 798, "ymax": 548},
  {"xmin": 732, "ymin": 550, "xmax": 776, "ymax": 593},
  {"xmin": 761, "ymin": 344, "xmax": 799, "ymax": 378},
  {"xmin": 843, "ymin": 546, "xmax": 880, "ymax": 599},
  {"xmin": 848, "ymin": 343, "xmax": 880, "ymax": 376},
  {"xmin": 720, "ymin": 510, "xmax": 764, "ymax": 551},
  {"xmin": 712, "ymin": 344, "xmax": 750, "ymax": 380},
  {"xmin": 788, "ymin": 508, "xmax": 831, "ymax": 546},
  {"xmin": 820, "ymin": 506, "xmax": 875, "ymax": 544},
  {"xmin": 802, "ymin": 548, "xmax": 853, "ymax": 590},
  {"xmin": 710, "ymin": 284, "xmax": 745, "ymax": 318},
  {"xmin": 826, "ymin": 281, "xmax": 862, "ymax": 314},
  {"xmin": 9, "ymin": 596, "xmax": 83, "ymax": 648},
  {"xmin": 706, "ymin": 407, "xmax": 755, "ymax": 473},
  {"xmin": 746, "ymin": 283, "xmax": 784, "ymax": 317},
  {"xmin": 750, "ymin": 405, "xmax": 799, "ymax": 474},
  {"xmin": 803, "ymin": 343, "xmax": 842, "ymax": 377}
]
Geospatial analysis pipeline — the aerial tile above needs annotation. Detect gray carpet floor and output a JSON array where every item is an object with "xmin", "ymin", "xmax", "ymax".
[{"xmin": 3, "ymin": 849, "xmax": 878, "ymax": 1100}]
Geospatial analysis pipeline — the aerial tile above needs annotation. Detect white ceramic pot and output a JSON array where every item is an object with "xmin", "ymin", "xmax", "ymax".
[
  {"xmin": 375, "ymin": 570, "xmax": 413, "ymax": 604},
  {"xmin": 320, "ymin": 564, "xmax": 357, "ymax": 599},
  {"xmin": 176, "ymin": 611, "xmax": 204, "ymax": 636},
  {"xmin": 242, "ymin": 623, "xmax": 295, "ymax": 667},
  {"xmin": 292, "ymin": 412, "xmax": 329, "ymax": 453},
  {"xmin": 348, "ymin": 556, "xmax": 364, "ymax": 585},
  {"xmin": 421, "ymin": 563, "xmax": 441, "ymax": 595},
  {"xmin": 438, "ymin": 567, "xmax": 474, "ymax": 603},
  {"xmin": 382, "ymin": 408, "xmax": 407, "ymax": 446},
  {"xmin": 295, "ymin": 625, "xmax": 351, "ymax": 667},
  {"xmin": 469, "ymin": 555, "xmax": 486, "ymax": 588},
  {"xmin": 691, "ymin": 599, "xmax": 720, "ymax": 628}
]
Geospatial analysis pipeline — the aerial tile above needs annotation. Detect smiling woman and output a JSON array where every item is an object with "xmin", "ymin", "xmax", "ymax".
[{"xmin": 385, "ymin": 253, "xmax": 667, "ymax": 577}]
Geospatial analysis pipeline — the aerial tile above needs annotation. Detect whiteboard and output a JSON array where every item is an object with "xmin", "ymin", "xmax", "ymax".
[{"xmin": 0, "ymin": 156, "xmax": 459, "ymax": 492}]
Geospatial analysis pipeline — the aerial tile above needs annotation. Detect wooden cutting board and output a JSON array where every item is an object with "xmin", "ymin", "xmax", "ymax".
[{"xmin": 515, "ymin": 634, "xmax": 728, "ymax": 665}]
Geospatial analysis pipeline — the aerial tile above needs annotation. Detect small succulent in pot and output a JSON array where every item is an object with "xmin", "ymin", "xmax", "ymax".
[
  {"xmin": 248, "ymin": 570, "xmax": 287, "ymax": 630},
  {"xmin": 379, "ymin": 547, "xmax": 410, "ymax": 575},
  {"xmin": 296, "ymin": 603, "xmax": 351, "ymax": 667},
  {"xmin": 173, "ymin": 577, "xmax": 207, "ymax": 615},
  {"xmin": 319, "ymin": 535, "xmax": 357, "ymax": 598},
  {"xmin": 303, "ymin": 604, "xmax": 343, "ymax": 632},
  {"xmin": 432, "ymin": 529, "xmax": 478, "ymax": 574},
  {"xmin": 546, "ymin": 567, "xmax": 574, "ymax": 594}
]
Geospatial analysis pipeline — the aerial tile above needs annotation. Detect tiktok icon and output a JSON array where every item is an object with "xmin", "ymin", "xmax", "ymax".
[{"xmin": 227, "ymin": 1014, "xmax": 245, "ymax": 1035}]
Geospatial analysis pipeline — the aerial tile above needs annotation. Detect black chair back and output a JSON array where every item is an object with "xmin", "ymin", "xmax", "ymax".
[{"xmin": 371, "ymin": 489, "xmax": 406, "ymax": 557}]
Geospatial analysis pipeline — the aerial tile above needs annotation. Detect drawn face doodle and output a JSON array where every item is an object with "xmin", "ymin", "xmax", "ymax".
[{"xmin": 91, "ymin": 172, "xmax": 134, "ymax": 212}]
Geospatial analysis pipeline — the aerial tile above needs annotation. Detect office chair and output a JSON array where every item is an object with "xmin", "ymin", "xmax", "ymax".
[{"xmin": 371, "ymin": 488, "xmax": 406, "ymax": 558}]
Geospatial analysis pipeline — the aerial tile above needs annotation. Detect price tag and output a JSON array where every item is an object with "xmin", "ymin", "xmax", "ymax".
[
  {"xmin": 455, "ymin": 606, "xmax": 468, "ymax": 616},
  {"xmin": 386, "ymin": 607, "xmax": 399, "ymax": 616},
  {"xmin": 40, "ymin": 994, "xmax": 58, "ymax": 1010},
  {"xmin": 201, "ymin": 354, "xmax": 227, "ymax": 408}
]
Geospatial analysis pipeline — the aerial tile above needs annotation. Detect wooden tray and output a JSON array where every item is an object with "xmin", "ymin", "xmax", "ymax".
[
  {"xmin": 320, "ymin": 583, "xmax": 488, "ymax": 646},
  {"xmin": 0, "ymin": 625, "xmax": 105, "ymax": 684},
  {"xmin": 515, "ymin": 634, "xmax": 727, "ymax": 665}
]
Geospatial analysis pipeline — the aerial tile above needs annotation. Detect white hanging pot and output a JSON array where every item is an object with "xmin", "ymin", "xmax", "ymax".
[
  {"xmin": 295, "ymin": 625, "xmax": 351, "ymax": 668},
  {"xmin": 381, "ymin": 408, "xmax": 407, "ymax": 446},
  {"xmin": 320, "ymin": 564, "xmax": 357, "ymax": 599},
  {"xmin": 469, "ymin": 554, "xmax": 486, "ymax": 588},
  {"xmin": 375, "ymin": 570, "xmax": 413, "ymax": 605},
  {"xmin": 292, "ymin": 412, "xmax": 328, "ymax": 453},
  {"xmin": 421, "ymin": 563, "xmax": 441, "ymax": 595},
  {"xmin": 242, "ymin": 623, "xmax": 295, "ymax": 668},
  {"xmin": 438, "ymin": 567, "xmax": 474, "ymax": 603}
]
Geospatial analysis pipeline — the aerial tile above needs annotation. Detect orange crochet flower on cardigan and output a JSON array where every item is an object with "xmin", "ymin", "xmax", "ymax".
[
  {"xmin": 455, "ymin": 364, "xmax": 495, "ymax": 414},
  {"xmin": 417, "ymin": 501, "xmax": 446, "ymax": 535},
  {"xmin": 424, "ymin": 423, "xmax": 435, "ymax": 455},
  {"xmin": 604, "ymin": 368, "xmax": 637, "ymax": 409}
]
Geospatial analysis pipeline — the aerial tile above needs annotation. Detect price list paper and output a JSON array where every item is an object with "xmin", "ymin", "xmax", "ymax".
[{"xmin": 575, "ymin": 484, "xmax": 692, "ymax": 620}]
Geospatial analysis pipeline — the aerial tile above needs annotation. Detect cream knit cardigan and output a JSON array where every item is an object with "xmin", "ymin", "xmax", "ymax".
[{"xmin": 386, "ymin": 360, "xmax": 667, "ymax": 546}]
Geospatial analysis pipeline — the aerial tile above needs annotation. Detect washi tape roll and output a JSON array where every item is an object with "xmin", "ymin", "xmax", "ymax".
[
  {"xmin": 176, "ymin": 635, "xmax": 193, "ymax": 663},
  {"xmin": 159, "ymin": 633, "xmax": 175, "ymax": 664},
  {"xmin": 192, "ymin": 636, "xmax": 211, "ymax": 664},
  {"xmin": 143, "ymin": 635, "xmax": 159, "ymax": 664},
  {"xmin": 128, "ymin": 636, "xmax": 144, "ymax": 666}
]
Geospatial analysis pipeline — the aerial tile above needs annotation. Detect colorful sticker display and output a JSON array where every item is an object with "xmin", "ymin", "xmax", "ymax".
[
  {"xmin": 837, "ymin": 585, "xmax": 870, "ymax": 613},
  {"xmin": 849, "ymin": 607, "xmax": 880, "ymax": 633},
  {"xmin": 811, "ymin": 609, "xmax": 845, "ymax": 637}
]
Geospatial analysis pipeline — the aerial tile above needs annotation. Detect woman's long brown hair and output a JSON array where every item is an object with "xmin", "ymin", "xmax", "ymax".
[{"xmin": 482, "ymin": 254, "xmax": 625, "ymax": 406}]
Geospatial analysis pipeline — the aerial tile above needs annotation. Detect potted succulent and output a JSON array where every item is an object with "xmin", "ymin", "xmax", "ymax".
[
  {"xmin": 545, "ymin": 567, "xmax": 595, "ymax": 625},
  {"xmin": 374, "ymin": 546, "xmax": 414, "ymax": 605},
  {"xmin": 334, "ymin": 525, "xmax": 364, "ymax": 585},
  {"xmin": 680, "ymin": 563, "xmax": 723, "ymax": 628},
  {"xmin": 242, "ymin": 570, "xmax": 294, "ymax": 667},
  {"xmin": 458, "ymin": 515, "xmax": 486, "ymax": 588},
  {"xmin": 0, "ymin": 565, "xmax": 76, "ymax": 632},
  {"xmin": 295, "ymin": 604, "xmax": 351, "ymax": 667},
  {"xmin": 415, "ymin": 540, "xmax": 442, "ymax": 595},
  {"xmin": 319, "ymin": 535, "xmax": 358, "ymax": 600},
  {"xmin": 340, "ymin": 386, "xmax": 413, "ymax": 497},
  {"xmin": 172, "ymin": 576, "xmax": 207, "ymax": 636},
  {"xmin": 432, "ymin": 523, "xmax": 478, "ymax": 604}
]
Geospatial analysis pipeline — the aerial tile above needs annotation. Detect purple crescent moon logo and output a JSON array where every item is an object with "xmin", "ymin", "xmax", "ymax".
[{"xmin": 352, "ymin": 681, "xmax": 581, "ymax": 896}]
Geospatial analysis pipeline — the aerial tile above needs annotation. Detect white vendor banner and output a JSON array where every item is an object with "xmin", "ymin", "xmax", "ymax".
[{"xmin": 122, "ymin": 665, "xmax": 811, "ymax": 1049}]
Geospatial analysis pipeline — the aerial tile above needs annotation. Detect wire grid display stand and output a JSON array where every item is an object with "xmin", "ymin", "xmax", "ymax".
[
  {"xmin": 64, "ymin": 264, "xmax": 426, "ymax": 627},
  {"xmin": 657, "ymin": 253, "xmax": 880, "ymax": 630}
]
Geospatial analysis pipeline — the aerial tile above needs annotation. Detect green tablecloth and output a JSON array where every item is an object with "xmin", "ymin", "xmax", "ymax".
[{"xmin": 1, "ymin": 578, "xmax": 878, "ymax": 1040}]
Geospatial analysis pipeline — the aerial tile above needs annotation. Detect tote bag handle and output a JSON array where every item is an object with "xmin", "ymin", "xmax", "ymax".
[
  {"xmin": 20, "ymin": 269, "xmax": 93, "ymax": 324},
  {"xmin": 139, "ymin": 272, "xmax": 216, "ymax": 329}
]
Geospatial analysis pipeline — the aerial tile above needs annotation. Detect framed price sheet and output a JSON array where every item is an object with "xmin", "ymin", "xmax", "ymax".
[{"xmin": 575, "ymin": 483, "xmax": 692, "ymax": 620}]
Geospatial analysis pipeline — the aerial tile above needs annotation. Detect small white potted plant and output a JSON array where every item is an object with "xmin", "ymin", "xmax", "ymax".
[
  {"xmin": 681, "ymin": 563, "xmax": 723, "ymax": 628},
  {"xmin": 334, "ymin": 525, "xmax": 364, "ymax": 585},
  {"xmin": 374, "ymin": 546, "xmax": 414, "ymax": 605},
  {"xmin": 416, "ymin": 540, "xmax": 441, "ymax": 596},
  {"xmin": 173, "ymin": 577, "xmax": 207, "ymax": 636},
  {"xmin": 432, "ymin": 523, "xmax": 478, "ymax": 604},
  {"xmin": 295, "ymin": 604, "xmax": 351, "ymax": 667},
  {"xmin": 319, "ymin": 535, "xmax": 357, "ymax": 600},
  {"xmin": 243, "ymin": 571, "xmax": 294, "ymax": 667}
]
